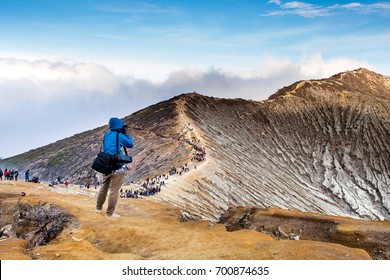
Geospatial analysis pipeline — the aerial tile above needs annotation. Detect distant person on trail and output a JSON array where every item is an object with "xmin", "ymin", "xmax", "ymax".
[
  {"xmin": 0, "ymin": 168, "xmax": 3, "ymax": 180},
  {"xmin": 95, "ymin": 117, "xmax": 134, "ymax": 218},
  {"xmin": 25, "ymin": 170, "xmax": 30, "ymax": 182}
]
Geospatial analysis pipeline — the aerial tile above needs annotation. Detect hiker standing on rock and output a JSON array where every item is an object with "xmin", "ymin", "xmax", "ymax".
[{"xmin": 95, "ymin": 117, "xmax": 134, "ymax": 218}]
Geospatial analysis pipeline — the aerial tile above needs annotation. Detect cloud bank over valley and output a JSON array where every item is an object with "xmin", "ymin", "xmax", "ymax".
[{"xmin": 0, "ymin": 54, "xmax": 371, "ymax": 158}]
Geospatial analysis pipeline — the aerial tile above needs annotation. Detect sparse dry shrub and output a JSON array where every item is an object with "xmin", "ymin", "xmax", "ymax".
[{"xmin": 13, "ymin": 202, "xmax": 74, "ymax": 247}]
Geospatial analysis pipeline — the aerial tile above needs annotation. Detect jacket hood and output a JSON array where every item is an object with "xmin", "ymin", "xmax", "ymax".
[{"xmin": 109, "ymin": 117, "xmax": 123, "ymax": 131}]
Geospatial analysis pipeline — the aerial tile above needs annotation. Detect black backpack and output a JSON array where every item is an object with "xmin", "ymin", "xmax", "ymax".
[
  {"xmin": 91, "ymin": 151, "xmax": 115, "ymax": 175},
  {"xmin": 91, "ymin": 132, "xmax": 132, "ymax": 175}
]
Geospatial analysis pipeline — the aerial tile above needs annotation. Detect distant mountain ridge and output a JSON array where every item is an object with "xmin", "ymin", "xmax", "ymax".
[
  {"xmin": 2, "ymin": 68, "xmax": 390, "ymax": 221},
  {"xmin": 269, "ymin": 68, "xmax": 390, "ymax": 100}
]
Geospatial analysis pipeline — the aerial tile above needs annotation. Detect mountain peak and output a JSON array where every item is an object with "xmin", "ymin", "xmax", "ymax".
[{"xmin": 268, "ymin": 68, "xmax": 390, "ymax": 101}]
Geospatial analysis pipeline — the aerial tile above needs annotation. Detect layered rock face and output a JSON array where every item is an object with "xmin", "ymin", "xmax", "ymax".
[
  {"xmin": 171, "ymin": 69, "xmax": 390, "ymax": 221},
  {"xmin": 3, "ymin": 68, "xmax": 390, "ymax": 221}
]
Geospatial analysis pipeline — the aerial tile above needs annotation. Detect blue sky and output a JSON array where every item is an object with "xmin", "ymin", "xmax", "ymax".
[{"xmin": 0, "ymin": 0, "xmax": 389, "ymax": 158}]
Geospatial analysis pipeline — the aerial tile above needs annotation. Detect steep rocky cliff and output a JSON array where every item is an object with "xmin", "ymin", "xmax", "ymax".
[
  {"xmin": 160, "ymin": 68, "xmax": 390, "ymax": 221},
  {"xmin": 2, "ymin": 68, "xmax": 390, "ymax": 221}
]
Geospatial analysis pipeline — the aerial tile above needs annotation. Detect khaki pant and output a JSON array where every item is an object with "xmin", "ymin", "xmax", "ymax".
[{"xmin": 96, "ymin": 172, "xmax": 125, "ymax": 216}]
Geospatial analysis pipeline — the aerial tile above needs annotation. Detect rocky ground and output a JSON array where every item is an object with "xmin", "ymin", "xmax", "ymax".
[{"xmin": 1, "ymin": 180, "xmax": 389, "ymax": 260}]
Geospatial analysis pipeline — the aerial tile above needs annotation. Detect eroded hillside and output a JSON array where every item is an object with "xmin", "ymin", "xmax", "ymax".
[
  {"xmin": 151, "ymin": 69, "xmax": 390, "ymax": 221},
  {"xmin": 2, "ymin": 68, "xmax": 390, "ymax": 222},
  {"xmin": 1, "ymin": 97, "xmax": 193, "ymax": 185}
]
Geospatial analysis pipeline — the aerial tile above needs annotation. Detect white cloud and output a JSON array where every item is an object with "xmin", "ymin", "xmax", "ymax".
[
  {"xmin": 0, "ymin": 58, "xmax": 123, "ymax": 106},
  {"xmin": 0, "ymin": 55, "xmax": 372, "ymax": 103},
  {"xmin": 268, "ymin": 0, "xmax": 282, "ymax": 5},
  {"xmin": 263, "ymin": 2, "xmax": 332, "ymax": 18},
  {"xmin": 337, "ymin": 2, "xmax": 390, "ymax": 14},
  {"xmin": 340, "ymin": 3, "xmax": 363, "ymax": 9},
  {"xmin": 297, "ymin": 53, "xmax": 369, "ymax": 77},
  {"xmin": 282, "ymin": 1, "xmax": 317, "ymax": 9},
  {"xmin": 263, "ymin": 1, "xmax": 390, "ymax": 18}
]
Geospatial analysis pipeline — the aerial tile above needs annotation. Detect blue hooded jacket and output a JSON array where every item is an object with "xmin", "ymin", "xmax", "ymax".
[{"xmin": 102, "ymin": 118, "xmax": 134, "ymax": 157}]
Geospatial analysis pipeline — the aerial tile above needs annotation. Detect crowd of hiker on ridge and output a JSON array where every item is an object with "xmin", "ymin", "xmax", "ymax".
[
  {"xmin": 0, "ymin": 168, "xmax": 39, "ymax": 183},
  {"xmin": 120, "ymin": 174, "xmax": 166, "ymax": 199},
  {"xmin": 119, "ymin": 123, "xmax": 207, "ymax": 199},
  {"xmin": 0, "ymin": 168, "xmax": 19, "ymax": 181}
]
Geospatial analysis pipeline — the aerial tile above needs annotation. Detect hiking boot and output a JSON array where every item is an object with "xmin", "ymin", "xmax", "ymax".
[
  {"xmin": 106, "ymin": 213, "xmax": 121, "ymax": 218},
  {"xmin": 95, "ymin": 209, "xmax": 102, "ymax": 213}
]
